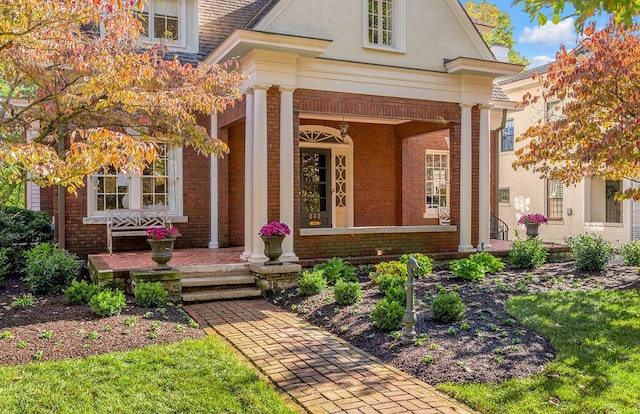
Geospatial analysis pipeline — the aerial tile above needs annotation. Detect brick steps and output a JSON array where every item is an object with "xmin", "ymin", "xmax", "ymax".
[
  {"xmin": 182, "ymin": 287, "xmax": 262, "ymax": 302},
  {"xmin": 177, "ymin": 264, "xmax": 261, "ymax": 302}
]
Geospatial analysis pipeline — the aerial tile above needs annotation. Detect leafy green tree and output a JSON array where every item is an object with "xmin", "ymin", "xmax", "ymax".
[
  {"xmin": 513, "ymin": 0, "xmax": 640, "ymax": 28},
  {"xmin": 514, "ymin": 20, "xmax": 640, "ymax": 199},
  {"xmin": 464, "ymin": 0, "xmax": 529, "ymax": 66}
]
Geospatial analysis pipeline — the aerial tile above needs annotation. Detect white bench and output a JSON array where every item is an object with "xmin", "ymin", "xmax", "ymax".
[{"xmin": 106, "ymin": 209, "xmax": 172, "ymax": 254}]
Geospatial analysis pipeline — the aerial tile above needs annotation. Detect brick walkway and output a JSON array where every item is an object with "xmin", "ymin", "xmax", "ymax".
[{"xmin": 186, "ymin": 300, "xmax": 477, "ymax": 414}]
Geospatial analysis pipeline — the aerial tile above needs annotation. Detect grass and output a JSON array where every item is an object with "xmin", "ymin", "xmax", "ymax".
[
  {"xmin": 0, "ymin": 336, "xmax": 295, "ymax": 414},
  {"xmin": 439, "ymin": 289, "xmax": 640, "ymax": 413}
]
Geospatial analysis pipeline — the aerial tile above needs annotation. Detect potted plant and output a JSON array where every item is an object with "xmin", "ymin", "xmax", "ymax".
[
  {"xmin": 517, "ymin": 213, "xmax": 548, "ymax": 238},
  {"xmin": 259, "ymin": 221, "xmax": 291, "ymax": 265},
  {"xmin": 146, "ymin": 227, "xmax": 182, "ymax": 270}
]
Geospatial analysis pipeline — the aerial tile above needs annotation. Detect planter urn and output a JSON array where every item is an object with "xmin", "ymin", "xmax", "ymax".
[
  {"xmin": 525, "ymin": 223, "xmax": 540, "ymax": 238},
  {"xmin": 147, "ymin": 239, "xmax": 176, "ymax": 270},
  {"xmin": 261, "ymin": 235, "xmax": 286, "ymax": 265}
]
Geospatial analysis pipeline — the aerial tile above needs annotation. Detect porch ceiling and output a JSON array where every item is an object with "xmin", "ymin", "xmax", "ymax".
[{"xmin": 394, "ymin": 120, "xmax": 453, "ymax": 139}]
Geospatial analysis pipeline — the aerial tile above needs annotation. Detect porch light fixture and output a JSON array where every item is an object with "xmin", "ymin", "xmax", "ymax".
[{"xmin": 339, "ymin": 116, "xmax": 349, "ymax": 139}]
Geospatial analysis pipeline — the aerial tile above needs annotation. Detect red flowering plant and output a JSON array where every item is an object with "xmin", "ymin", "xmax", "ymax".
[
  {"xmin": 259, "ymin": 221, "xmax": 291, "ymax": 237},
  {"xmin": 517, "ymin": 213, "xmax": 548, "ymax": 225},
  {"xmin": 146, "ymin": 227, "xmax": 182, "ymax": 240}
]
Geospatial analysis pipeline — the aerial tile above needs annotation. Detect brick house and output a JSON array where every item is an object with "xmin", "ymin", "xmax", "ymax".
[{"xmin": 36, "ymin": 0, "xmax": 522, "ymax": 260}]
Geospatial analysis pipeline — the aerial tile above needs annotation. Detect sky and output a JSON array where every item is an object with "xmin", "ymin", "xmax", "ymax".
[{"xmin": 487, "ymin": 1, "xmax": 601, "ymax": 69}]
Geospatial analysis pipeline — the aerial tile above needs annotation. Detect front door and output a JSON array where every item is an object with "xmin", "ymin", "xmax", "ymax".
[{"xmin": 300, "ymin": 148, "xmax": 332, "ymax": 228}]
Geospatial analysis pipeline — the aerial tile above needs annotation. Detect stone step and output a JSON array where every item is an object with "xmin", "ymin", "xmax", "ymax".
[
  {"xmin": 175, "ymin": 263, "xmax": 249, "ymax": 278},
  {"xmin": 181, "ymin": 275, "xmax": 256, "ymax": 288},
  {"xmin": 182, "ymin": 287, "xmax": 263, "ymax": 302}
]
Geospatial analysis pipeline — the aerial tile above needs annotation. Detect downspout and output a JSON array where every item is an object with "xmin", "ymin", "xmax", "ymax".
[
  {"xmin": 493, "ymin": 109, "xmax": 508, "ymax": 218},
  {"xmin": 57, "ymin": 139, "xmax": 66, "ymax": 249}
]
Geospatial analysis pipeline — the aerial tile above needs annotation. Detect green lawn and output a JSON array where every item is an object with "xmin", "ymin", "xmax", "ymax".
[
  {"xmin": 440, "ymin": 289, "xmax": 640, "ymax": 414},
  {"xmin": 0, "ymin": 336, "xmax": 295, "ymax": 414}
]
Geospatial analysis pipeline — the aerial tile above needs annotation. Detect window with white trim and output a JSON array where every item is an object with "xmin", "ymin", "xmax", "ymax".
[
  {"xmin": 128, "ymin": 0, "xmax": 198, "ymax": 52},
  {"xmin": 364, "ymin": 0, "xmax": 405, "ymax": 51},
  {"xmin": 137, "ymin": 0, "xmax": 181, "ymax": 42},
  {"xmin": 425, "ymin": 151, "xmax": 449, "ymax": 215},
  {"xmin": 89, "ymin": 144, "xmax": 182, "ymax": 216}
]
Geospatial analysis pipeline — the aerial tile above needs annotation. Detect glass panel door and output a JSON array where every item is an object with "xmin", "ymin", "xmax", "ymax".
[{"xmin": 300, "ymin": 148, "xmax": 332, "ymax": 228}]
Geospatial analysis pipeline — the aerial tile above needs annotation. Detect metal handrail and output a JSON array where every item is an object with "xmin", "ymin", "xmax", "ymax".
[{"xmin": 490, "ymin": 214, "xmax": 509, "ymax": 240}]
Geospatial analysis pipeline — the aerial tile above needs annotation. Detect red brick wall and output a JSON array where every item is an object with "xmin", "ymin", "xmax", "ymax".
[
  {"xmin": 292, "ymin": 89, "xmax": 472, "ymax": 259},
  {"xmin": 226, "ymin": 124, "xmax": 245, "ymax": 247},
  {"xmin": 57, "ymin": 116, "xmax": 213, "ymax": 257},
  {"xmin": 267, "ymin": 88, "xmax": 281, "ymax": 222},
  {"xmin": 401, "ymin": 131, "xmax": 450, "ymax": 226}
]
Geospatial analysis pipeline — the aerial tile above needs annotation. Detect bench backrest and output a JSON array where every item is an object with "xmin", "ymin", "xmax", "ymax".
[{"xmin": 107, "ymin": 209, "xmax": 170, "ymax": 230}]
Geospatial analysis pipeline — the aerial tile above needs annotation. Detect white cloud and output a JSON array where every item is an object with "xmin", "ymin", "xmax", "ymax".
[
  {"xmin": 527, "ymin": 55, "xmax": 555, "ymax": 69},
  {"xmin": 518, "ymin": 17, "xmax": 578, "ymax": 46}
]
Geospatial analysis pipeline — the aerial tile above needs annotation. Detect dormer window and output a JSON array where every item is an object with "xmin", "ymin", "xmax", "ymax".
[
  {"xmin": 125, "ymin": 0, "xmax": 198, "ymax": 53},
  {"xmin": 137, "ymin": 0, "xmax": 181, "ymax": 42},
  {"xmin": 364, "ymin": 0, "xmax": 406, "ymax": 52}
]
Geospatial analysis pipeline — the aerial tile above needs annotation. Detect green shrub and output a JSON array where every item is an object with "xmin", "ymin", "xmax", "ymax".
[
  {"xmin": 566, "ymin": 233, "xmax": 614, "ymax": 271},
  {"xmin": 622, "ymin": 240, "xmax": 640, "ymax": 266},
  {"xmin": 399, "ymin": 253, "xmax": 433, "ymax": 276},
  {"xmin": 371, "ymin": 298, "xmax": 404, "ymax": 331},
  {"xmin": 333, "ymin": 280, "xmax": 362, "ymax": 305},
  {"xmin": 134, "ymin": 282, "xmax": 168, "ymax": 307},
  {"xmin": 432, "ymin": 292, "xmax": 465, "ymax": 323},
  {"xmin": 0, "ymin": 206, "xmax": 53, "ymax": 274},
  {"xmin": 23, "ymin": 243, "xmax": 80, "ymax": 294},
  {"xmin": 0, "ymin": 247, "xmax": 9, "ymax": 286},
  {"xmin": 376, "ymin": 273, "xmax": 406, "ymax": 295},
  {"xmin": 369, "ymin": 261, "xmax": 407, "ymax": 282},
  {"xmin": 64, "ymin": 280, "xmax": 101, "ymax": 305},
  {"xmin": 509, "ymin": 237, "xmax": 548, "ymax": 269},
  {"xmin": 384, "ymin": 283, "xmax": 406, "ymax": 305},
  {"xmin": 313, "ymin": 257, "xmax": 357, "ymax": 284},
  {"xmin": 470, "ymin": 252, "xmax": 504, "ymax": 273},
  {"xmin": 89, "ymin": 288, "xmax": 127, "ymax": 317},
  {"xmin": 298, "ymin": 270, "xmax": 327, "ymax": 296},
  {"xmin": 450, "ymin": 258, "xmax": 485, "ymax": 281}
]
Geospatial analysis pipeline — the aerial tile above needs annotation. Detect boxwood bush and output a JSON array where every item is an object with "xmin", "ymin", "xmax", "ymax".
[
  {"xmin": 134, "ymin": 282, "xmax": 168, "ymax": 307},
  {"xmin": 509, "ymin": 237, "xmax": 548, "ymax": 269},
  {"xmin": 64, "ymin": 280, "xmax": 101, "ymax": 305},
  {"xmin": 432, "ymin": 291, "xmax": 465, "ymax": 323},
  {"xmin": 566, "ymin": 233, "xmax": 614, "ymax": 271},
  {"xmin": 298, "ymin": 270, "xmax": 327, "ymax": 296},
  {"xmin": 333, "ymin": 280, "xmax": 362, "ymax": 305},
  {"xmin": 622, "ymin": 240, "xmax": 640, "ymax": 266},
  {"xmin": 370, "ymin": 298, "xmax": 404, "ymax": 331},
  {"xmin": 23, "ymin": 243, "xmax": 80, "ymax": 294}
]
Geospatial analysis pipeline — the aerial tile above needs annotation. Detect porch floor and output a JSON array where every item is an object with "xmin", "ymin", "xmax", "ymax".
[{"xmin": 88, "ymin": 239, "xmax": 567, "ymax": 273}]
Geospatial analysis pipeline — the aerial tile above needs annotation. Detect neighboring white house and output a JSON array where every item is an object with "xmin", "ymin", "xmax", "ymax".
[{"xmin": 497, "ymin": 64, "xmax": 640, "ymax": 245}]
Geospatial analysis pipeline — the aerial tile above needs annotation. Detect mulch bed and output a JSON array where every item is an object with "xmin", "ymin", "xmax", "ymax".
[
  {"xmin": 0, "ymin": 276, "xmax": 205, "ymax": 366},
  {"xmin": 267, "ymin": 261, "xmax": 640, "ymax": 384}
]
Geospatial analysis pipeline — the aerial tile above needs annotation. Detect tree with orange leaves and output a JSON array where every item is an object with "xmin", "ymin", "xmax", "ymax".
[
  {"xmin": 513, "ymin": 19, "xmax": 640, "ymax": 199},
  {"xmin": 0, "ymin": 0, "xmax": 244, "ymax": 201}
]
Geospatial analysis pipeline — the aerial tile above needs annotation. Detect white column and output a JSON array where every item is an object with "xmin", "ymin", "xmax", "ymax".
[
  {"xmin": 459, "ymin": 103, "xmax": 474, "ymax": 252},
  {"xmin": 241, "ymin": 89, "xmax": 255, "ymax": 259},
  {"xmin": 478, "ymin": 104, "xmax": 492, "ymax": 250},
  {"xmin": 279, "ymin": 86, "xmax": 298, "ymax": 261},
  {"xmin": 208, "ymin": 112, "xmax": 219, "ymax": 248},
  {"xmin": 250, "ymin": 85, "xmax": 270, "ymax": 262}
]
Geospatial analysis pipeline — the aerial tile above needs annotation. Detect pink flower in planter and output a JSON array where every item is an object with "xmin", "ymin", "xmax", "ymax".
[
  {"xmin": 146, "ymin": 227, "xmax": 182, "ymax": 240},
  {"xmin": 517, "ymin": 213, "xmax": 548, "ymax": 225},
  {"xmin": 259, "ymin": 221, "xmax": 291, "ymax": 237}
]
